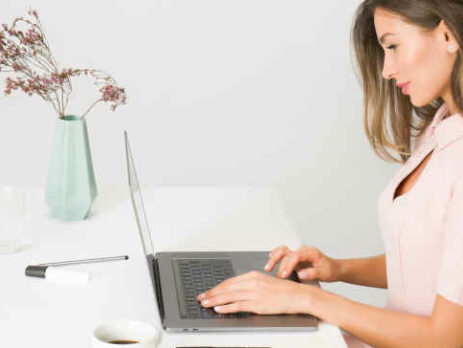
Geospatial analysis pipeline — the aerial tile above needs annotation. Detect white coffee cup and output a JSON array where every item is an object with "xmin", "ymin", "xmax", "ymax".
[{"xmin": 92, "ymin": 320, "xmax": 159, "ymax": 347}]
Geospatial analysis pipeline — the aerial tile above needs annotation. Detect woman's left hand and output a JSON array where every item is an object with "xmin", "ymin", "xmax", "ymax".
[{"xmin": 196, "ymin": 270, "xmax": 315, "ymax": 315}]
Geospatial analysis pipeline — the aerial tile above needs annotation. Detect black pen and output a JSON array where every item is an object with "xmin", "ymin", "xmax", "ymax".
[{"xmin": 37, "ymin": 255, "xmax": 129, "ymax": 267}]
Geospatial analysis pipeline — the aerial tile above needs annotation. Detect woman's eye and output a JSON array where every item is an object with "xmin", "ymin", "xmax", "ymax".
[{"xmin": 386, "ymin": 44, "xmax": 397, "ymax": 50}]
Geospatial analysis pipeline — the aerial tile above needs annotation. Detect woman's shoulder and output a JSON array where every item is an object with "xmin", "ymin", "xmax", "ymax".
[{"xmin": 434, "ymin": 130, "xmax": 463, "ymax": 190}]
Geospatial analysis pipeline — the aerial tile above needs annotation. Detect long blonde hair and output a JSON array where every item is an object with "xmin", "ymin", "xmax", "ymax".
[{"xmin": 351, "ymin": 0, "xmax": 463, "ymax": 163}]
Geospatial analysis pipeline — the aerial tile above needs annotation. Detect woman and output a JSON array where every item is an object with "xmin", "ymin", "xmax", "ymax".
[{"xmin": 198, "ymin": 1, "xmax": 463, "ymax": 346}]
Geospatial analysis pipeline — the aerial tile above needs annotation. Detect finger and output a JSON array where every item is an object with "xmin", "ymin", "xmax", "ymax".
[
  {"xmin": 206, "ymin": 280, "xmax": 253, "ymax": 297},
  {"xmin": 268, "ymin": 245, "xmax": 288, "ymax": 259},
  {"xmin": 294, "ymin": 260, "xmax": 313, "ymax": 272},
  {"xmin": 277, "ymin": 246, "xmax": 318, "ymax": 278},
  {"xmin": 196, "ymin": 280, "xmax": 246, "ymax": 301},
  {"xmin": 295, "ymin": 246, "xmax": 320, "ymax": 263},
  {"xmin": 284, "ymin": 246, "xmax": 319, "ymax": 276},
  {"xmin": 200, "ymin": 290, "xmax": 252, "ymax": 308},
  {"xmin": 264, "ymin": 245, "xmax": 289, "ymax": 272},
  {"xmin": 278, "ymin": 251, "xmax": 300, "ymax": 278},
  {"xmin": 197, "ymin": 271, "xmax": 261, "ymax": 300},
  {"xmin": 213, "ymin": 301, "xmax": 254, "ymax": 314},
  {"xmin": 297, "ymin": 267, "xmax": 317, "ymax": 280},
  {"xmin": 276, "ymin": 252, "xmax": 296, "ymax": 278}
]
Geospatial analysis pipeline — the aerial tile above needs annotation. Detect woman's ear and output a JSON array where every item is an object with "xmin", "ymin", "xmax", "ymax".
[{"xmin": 437, "ymin": 19, "xmax": 459, "ymax": 53}]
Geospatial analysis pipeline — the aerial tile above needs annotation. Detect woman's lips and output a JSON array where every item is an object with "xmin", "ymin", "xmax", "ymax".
[{"xmin": 400, "ymin": 82, "xmax": 410, "ymax": 95}]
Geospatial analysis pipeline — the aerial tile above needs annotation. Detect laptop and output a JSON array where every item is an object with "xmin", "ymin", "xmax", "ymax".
[{"xmin": 124, "ymin": 131, "xmax": 319, "ymax": 332}]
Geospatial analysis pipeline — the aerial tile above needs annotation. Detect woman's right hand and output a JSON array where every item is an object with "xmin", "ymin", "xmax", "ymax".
[{"xmin": 264, "ymin": 245, "xmax": 341, "ymax": 283}]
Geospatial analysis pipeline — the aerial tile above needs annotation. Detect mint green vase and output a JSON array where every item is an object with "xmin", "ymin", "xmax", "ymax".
[{"xmin": 45, "ymin": 115, "xmax": 97, "ymax": 220}]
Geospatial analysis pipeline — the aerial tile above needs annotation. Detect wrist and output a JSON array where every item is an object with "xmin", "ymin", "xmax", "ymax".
[
  {"xmin": 290, "ymin": 282, "xmax": 320, "ymax": 315},
  {"xmin": 333, "ymin": 258, "xmax": 344, "ymax": 282}
]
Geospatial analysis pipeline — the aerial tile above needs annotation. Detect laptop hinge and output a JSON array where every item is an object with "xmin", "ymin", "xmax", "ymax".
[{"xmin": 152, "ymin": 256, "xmax": 165, "ymax": 322}]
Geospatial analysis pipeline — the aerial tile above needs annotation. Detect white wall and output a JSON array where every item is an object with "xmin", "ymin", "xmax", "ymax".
[{"xmin": 0, "ymin": 0, "xmax": 399, "ymax": 307}]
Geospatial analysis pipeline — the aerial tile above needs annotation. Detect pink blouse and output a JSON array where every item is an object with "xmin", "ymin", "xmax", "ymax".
[{"xmin": 343, "ymin": 103, "xmax": 463, "ymax": 347}]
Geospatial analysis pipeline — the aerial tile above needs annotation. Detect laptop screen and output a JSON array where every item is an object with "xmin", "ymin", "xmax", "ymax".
[{"xmin": 125, "ymin": 131, "xmax": 155, "ymax": 256}]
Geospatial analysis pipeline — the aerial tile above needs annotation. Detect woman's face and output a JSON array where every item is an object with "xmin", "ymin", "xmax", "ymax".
[{"xmin": 374, "ymin": 7, "xmax": 458, "ymax": 107}]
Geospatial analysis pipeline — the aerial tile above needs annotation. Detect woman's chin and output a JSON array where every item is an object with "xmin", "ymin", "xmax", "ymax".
[{"xmin": 409, "ymin": 95, "xmax": 428, "ymax": 108}]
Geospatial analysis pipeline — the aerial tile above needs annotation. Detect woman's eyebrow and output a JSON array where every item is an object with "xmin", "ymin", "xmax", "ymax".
[{"xmin": 379, "ymin": 32, "xmax": 395, "ymax": 44}]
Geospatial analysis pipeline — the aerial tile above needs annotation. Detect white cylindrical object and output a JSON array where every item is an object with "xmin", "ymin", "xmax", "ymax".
[
  {"xmin": 45, "ymin": 267, "xmax": 90, "ymax": 285},
  {"xmin": 0, "ymin": 186, "xmax": 25, "ymax": 218},
  {"xmin": 0, "ymin": 187, "xmax": 26, "ymax": 253}
]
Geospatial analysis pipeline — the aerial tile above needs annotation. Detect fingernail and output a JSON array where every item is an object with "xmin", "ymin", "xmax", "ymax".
[
  {"xmin": 201, "ymin": 299, "xmax": 209, "ymax": 305},
  {"xmin": 282, "ymin": 270, "xmax": 287, "ymax": 278},
  {"xmin": 198, "ymin": 293, "xmax": 206, "ymax": 300},
  {"xmin": 264, "ymin": 263, "xmax": 269, "ymax": 270},
  {"xmin": 214, "ymin": 306, "xmax": 222, "ymax": 312}
]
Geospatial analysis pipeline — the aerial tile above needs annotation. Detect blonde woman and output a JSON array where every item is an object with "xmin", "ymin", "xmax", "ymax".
[{"xmin": 197, "ymin": 1, "xmax": 463, "ymax": 346}]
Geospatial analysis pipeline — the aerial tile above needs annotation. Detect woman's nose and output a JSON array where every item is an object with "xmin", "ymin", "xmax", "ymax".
[{"xmin": 382, "ymin": 58, "xmax": 397, "ymax": 80}]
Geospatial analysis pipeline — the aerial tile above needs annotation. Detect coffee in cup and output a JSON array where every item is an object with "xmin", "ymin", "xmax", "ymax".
[{"xmin": 92, "ymin": 320, "xmax": 158, "ymax": 347}]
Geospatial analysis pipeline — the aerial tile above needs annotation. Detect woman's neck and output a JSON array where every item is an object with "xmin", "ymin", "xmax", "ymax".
[{"xmin": 441, "ymin": 90, "xmax": 459, "ymax": 117}]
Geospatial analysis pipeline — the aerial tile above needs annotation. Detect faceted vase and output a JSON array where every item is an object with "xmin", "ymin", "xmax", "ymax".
[{"xmin": 45, "ymin": 115, "xmax": 97, "ymax": 220}]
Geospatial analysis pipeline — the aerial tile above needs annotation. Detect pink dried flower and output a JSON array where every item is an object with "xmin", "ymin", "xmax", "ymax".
[
  {"xmin": 20, "ymin": 28, "xmax": 42, "ymax": 45},
  {"xmin": 27, "ymin": 10, "xmax": 38, "ymax": 19},
  {"xmin": 0, "ymin": 9, "xmax": 127, "ymax": 119}
]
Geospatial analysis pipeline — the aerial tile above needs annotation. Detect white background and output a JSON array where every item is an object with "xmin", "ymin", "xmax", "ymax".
[{"xmin": 0, "ymin": 0, "xmax": 399, "ymax": 307}]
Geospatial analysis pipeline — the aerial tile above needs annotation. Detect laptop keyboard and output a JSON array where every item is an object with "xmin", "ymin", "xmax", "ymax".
[{"xmin": 172, "ymin": 258, "xmax": 249, "ymax": 319}]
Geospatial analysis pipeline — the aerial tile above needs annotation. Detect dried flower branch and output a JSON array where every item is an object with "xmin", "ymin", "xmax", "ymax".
[{"xmin": 0, "ymin": 8, "xmax": 127, "ymax": 119}]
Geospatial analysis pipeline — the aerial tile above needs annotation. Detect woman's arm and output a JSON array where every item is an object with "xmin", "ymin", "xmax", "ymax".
[
  {"xmin": 335, "ymin": 253, "xmax": 387, "ymax": 289},
  {"xmin": 199, "ymin": 271, "xmax": 463, "ymax": 347},
  {"xmin": 309, "ymin": 286, "xmax": 463, "ymax": 347}
]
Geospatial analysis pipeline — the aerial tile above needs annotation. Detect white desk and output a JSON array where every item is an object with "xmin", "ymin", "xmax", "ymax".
[{"xmin": 0, "ymin": 186, "xmax": 347, "ymax": 347}]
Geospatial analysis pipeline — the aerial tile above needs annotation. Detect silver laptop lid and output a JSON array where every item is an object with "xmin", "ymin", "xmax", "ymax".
[{"xmin": 125, "ymin": 131, "xmax": 155, "ymax": 256}]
